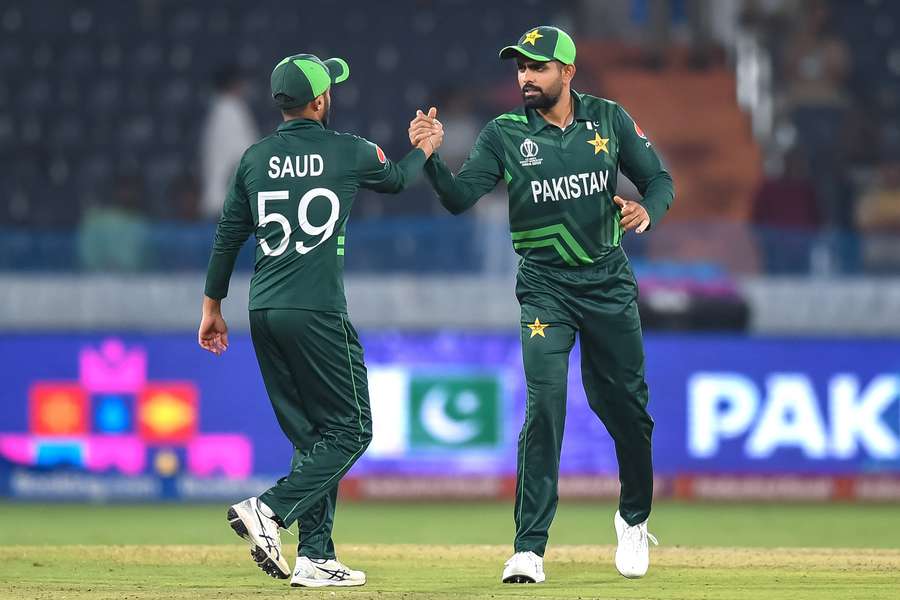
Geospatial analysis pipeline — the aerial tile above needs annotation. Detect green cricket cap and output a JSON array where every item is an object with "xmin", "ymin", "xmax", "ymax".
[
  {"xmin": 270, "ymin": 53, "xmax": 350, "ymax": 109},
  {"xmin": 499, "ymin": 26, "xmax": 576, "ymax": 65}
]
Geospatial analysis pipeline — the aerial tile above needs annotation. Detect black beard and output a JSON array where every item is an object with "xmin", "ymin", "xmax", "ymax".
[{"xmin": 522, "ymin": 88, "xmax": 561, "ymax": 110}]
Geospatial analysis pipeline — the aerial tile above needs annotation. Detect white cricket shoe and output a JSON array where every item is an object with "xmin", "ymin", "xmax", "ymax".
[
  {"xmin": 290, "ymin": 556, "xmax": 366, "ymax": 587},
  {"xmin": 614, "ymin": 510, "xmax": 658, "ymax": 579},
  {"xmin": 227, "ymin": 497, "xmax": 291, "ymax": 579},
  {"xmin": 501, "ymin": 551, "xmax": 545, "ymax": 583}
]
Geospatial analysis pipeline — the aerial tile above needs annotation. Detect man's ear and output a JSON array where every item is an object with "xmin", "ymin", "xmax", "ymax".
[
  {"xmin": 562, "ymin": 63, "xmax": 576, "ymax": 85},
  {"xmin": 309, "ymin": 93, "xmax": 325, "ymax": 113}
]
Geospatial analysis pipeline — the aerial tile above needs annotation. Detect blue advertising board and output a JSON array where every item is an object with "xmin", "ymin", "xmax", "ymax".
[{"xmin": 0, "ymin": 333, "xmax": 898, "ymax": 500}]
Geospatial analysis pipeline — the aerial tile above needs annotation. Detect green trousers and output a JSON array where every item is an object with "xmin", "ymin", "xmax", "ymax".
[
  {"xmin": 513, "ymin": 247, "xmax": 654, "ymax": 557},
  {"xmin": 249, "ymin": 309, "xmax": 372, "ymax": 560}
]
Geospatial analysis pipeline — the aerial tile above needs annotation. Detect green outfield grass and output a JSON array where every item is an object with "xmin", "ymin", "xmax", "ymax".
[{"xmin": 2, "ymin": 501, "xmax": 899, "ymax": 599}]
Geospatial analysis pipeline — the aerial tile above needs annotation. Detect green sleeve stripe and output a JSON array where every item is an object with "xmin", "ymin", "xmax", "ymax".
[
  {"xmin": 504, "ymin": 169, "xmax": 512, "ymax": 183},
  {"xmin": 609, "ymin": 197, "xmax": 623, "ymax": 247},
  {"xmin": 337, "ymin": 235, "xmax": 345, "ymax": 245},
  {"xmin": 609, "ymin": 212, "xmax": 614, "ymax": 247},
  {"xmin": 510, "ymin": 224, "xmax": 592, "ymax": 264},
  {"xmin": 609, "ymin": 209, "xmax": 615, "ymax": 247},
  {"xmin": 496, "ymin": 113, "xmax": 528, "ymax": 124},
  {"xmin": 337, "ymin": 248, "xmax": 345, "ymax": 256},
  {"xmin": 513, "ymin": 239, "xmax": 577, "ymax": 267}
]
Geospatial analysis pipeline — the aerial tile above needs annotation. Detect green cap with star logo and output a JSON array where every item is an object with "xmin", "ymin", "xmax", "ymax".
[
  {"xmin": 270, "ymin": 53, "xmax": 350, "ymax": 109},
  {"xmin": 499, "ymin": 26, "xmax": 576, "ymax": 65}
]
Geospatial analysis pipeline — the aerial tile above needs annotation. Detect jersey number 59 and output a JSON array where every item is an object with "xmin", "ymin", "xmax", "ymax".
[{"xmin": 257, "ymin": 189, "xmax": 339, "ymax": 256}]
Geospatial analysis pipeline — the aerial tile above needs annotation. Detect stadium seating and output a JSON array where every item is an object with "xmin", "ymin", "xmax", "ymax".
[
  {"xmin": 0, "ymin": 0, "xmax": 556, "ymax": 228},
  {"xmin": 3, "ymin": 0, "xmax": 898, "ymax": 278}
]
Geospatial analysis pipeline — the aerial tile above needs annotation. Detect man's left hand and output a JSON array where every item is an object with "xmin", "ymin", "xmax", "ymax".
[
  {"xmin": 613, "ymin": 195, "xmax": 650, "ymax": 234},
  {"xmin": 409, "ymin": 107, "xmax": 442, "ymax": 148}
]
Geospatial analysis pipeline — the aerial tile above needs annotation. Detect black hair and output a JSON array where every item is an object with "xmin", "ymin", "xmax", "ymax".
[{"xmin": 281, "ymin": 104, "xmax": 306, "ymax": 118}]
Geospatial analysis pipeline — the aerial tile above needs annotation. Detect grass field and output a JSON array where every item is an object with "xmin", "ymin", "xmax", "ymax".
[{"xmin": 2, "ymin": 501, "xmax": 899, "ymax": 599}]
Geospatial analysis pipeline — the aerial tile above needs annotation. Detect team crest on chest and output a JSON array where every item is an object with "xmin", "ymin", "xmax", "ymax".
[
  {"xmin": 519, "ymin": 138, "xmax": 543, "ymax": 167},
  {"xmin": 587, "ymin": 132, "xmax": 609, "ymax": 155}
]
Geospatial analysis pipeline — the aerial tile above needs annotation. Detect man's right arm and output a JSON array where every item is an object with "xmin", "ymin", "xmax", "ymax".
[
  {"xmin": 204, "ymin": 159, "xmax": 254, "ymax": 301},
  {"xmin": 423, "ymin": 121, "xmax": 504, "ymax": 215},
  {"xmin": 357, "ymin": 137, "xmax": 430, "ymax": 194}
]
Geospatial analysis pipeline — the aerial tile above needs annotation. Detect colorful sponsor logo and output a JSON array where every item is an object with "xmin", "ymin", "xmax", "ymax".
[
  {"xmin": 138, "ymin": 384, "xmax": 198, "ymax": 443},
  {"xmin": 94, "ymin": 395, "xmax": 132, "ymax": 434},
  {"xmin": 29, "ymin": 384, "xmax": 89, "ymax": 436},
  {"xmin": 0, "ymin": 338, "xmax": 251, "ymax": 479},
  {"xmin": 80, "ymin": 339, "xmax": 146, "ymax": 394}
]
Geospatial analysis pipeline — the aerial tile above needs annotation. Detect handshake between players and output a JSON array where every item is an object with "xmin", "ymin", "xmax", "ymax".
[
  {"xmin": 203, "ymin": 24, "xmax": 673, "ymax": 589},
  {"xmin": 409, "ymin": 107, "xmax": 443, "ymax": 154}
]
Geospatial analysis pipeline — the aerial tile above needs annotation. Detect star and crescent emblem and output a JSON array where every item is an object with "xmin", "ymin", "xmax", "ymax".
[
  {"xmin": 527, "ymin": 318, "xmax": 549, "ymax": 338},
  {"xmin": 522, "ymin": 29, "xmax": 543, "ymax": 45},
  {"xmin": 587, "ymin": 132, "xmax": 609, "ymax": 155}
]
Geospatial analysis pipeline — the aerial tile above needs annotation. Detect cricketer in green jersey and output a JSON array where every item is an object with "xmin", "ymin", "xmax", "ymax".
[
  {"xmin": 199, "ymin": 53, "xmax": 442, "ymax": 587},
  {"xmin": 410, "ymin": 26, "xmax": 674, "ymax": 582}
]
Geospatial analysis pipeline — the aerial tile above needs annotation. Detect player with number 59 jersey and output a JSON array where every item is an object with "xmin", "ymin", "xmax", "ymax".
[
  {"xmin": 199, "ymin": 53, "xmax": 441, "ymax": 588},
  {"xmin": 205, "ymin": 60, "xmax": 430, "ymax": 312}
]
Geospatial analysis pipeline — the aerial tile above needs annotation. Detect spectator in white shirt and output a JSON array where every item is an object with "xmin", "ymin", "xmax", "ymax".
[{"xmin": 199, "ymin": 66, "xmax": 259, "ymax": 220}]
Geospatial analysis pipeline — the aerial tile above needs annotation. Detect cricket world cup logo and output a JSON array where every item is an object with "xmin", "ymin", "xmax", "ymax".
[
  {"xmin": 520, "ymin": 138, "xmax": 539, "ymax": 158},
  {"xmin": 519, "ymin": 138, "xmax": 543, "ymax": 167}
]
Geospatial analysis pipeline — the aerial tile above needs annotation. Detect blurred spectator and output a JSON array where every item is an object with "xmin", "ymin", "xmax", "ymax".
[
  {"xmin": 431, "ymin": 87, "xmax": 514, "ymax": 272},
  {"xmin": 78, "ymin": 174, "xmax": 149, "ymax": 272},
  {"xmin": 855, "ymin": 154, "xmax": 900, "ymax": 272},
  {"xmin": 751, "ymin": 147, "xmax": 819, "ymax": 273},
  {"xmin": 168, "ymin": 172, "xmax": 202, "ymax": 222},
  {"xmin": 751, "ymin": 147, "xmax": 819, "ymax": 229},
  {"xmin": 645, "ymin": 0, "xmax": 716, "ymax": 70},
  {"xmin": 783, "ymin": 0, "xmax": 850, "ymax": 110},
  {"xmin": 738, "ymin": 0, "xmax": 802, "ymax": 72},
  {"xmin": 739, "ymin": 0, "xmax": 802, "ymax": 34},
  {"xmin": 856, "ymin": 159, "xmax": 900, "ymax": 233},
  {"xmin": 435, "ymin": 87, "xmax": 485, "ymax": 171},
  {"xmin": 199, "ymin": 65, "xmax": 259, "ymax": 220},
  {"xmin": 782, "ymin": 0, "xmax": 852, "ymax": 228}
]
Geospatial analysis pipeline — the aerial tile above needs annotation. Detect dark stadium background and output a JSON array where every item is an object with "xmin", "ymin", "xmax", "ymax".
[{"xmin": 1, "ymin": 0, "xmax": 899, "ymax": 534}]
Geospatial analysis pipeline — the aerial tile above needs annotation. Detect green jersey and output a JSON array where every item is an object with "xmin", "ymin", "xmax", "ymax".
[
  {"xmin": 205, "ymin": 118, "xmax": 427, "ymax": 312},
  {"xmin": 424, "ymin": 91, "xmax": 674, "ymax": 267}
]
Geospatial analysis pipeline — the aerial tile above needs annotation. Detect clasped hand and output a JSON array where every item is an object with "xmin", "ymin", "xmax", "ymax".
[{"xmin": 408, "ymin": 107, "xmax": 444, "ymax": 156}]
